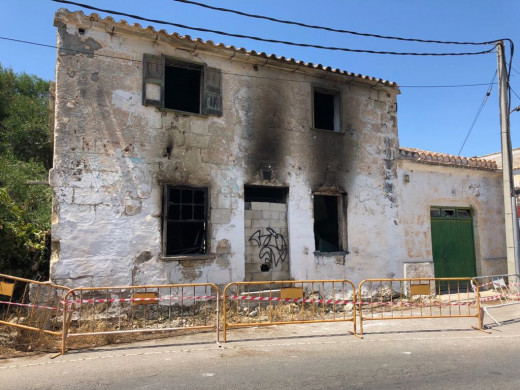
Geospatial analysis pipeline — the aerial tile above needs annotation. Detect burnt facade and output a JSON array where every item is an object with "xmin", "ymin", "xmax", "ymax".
[{"xmin": 50, "ymin": 9, "xmax": 506, "ymax": 287}]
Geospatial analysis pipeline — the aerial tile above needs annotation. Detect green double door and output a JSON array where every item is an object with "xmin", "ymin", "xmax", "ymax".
[{"xmin": 430, "ymin": 207, "xmax": 476, "ymax": 278}]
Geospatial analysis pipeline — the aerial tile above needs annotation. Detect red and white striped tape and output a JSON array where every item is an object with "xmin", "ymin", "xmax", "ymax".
[
  {"xmin": 479, "ymin": 293, "xmax": 520, "ymax": 302},
  {"xmin": 61, "ymin": 295, "xmax": 217, "ymax": 305},
  {"xmin": 0, "ymin": 300, "xmax": 59, "ymax": 311},
  {"xmin": 225, "ymin": 295, "xmax": 354, "ymax": 305},
  {"xmin": 358, "ymin": 300, "xmax": 477, "ymax": 307}
]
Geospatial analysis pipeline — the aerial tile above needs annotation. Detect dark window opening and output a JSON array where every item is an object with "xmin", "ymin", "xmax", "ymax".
[
  {"xmin": 430, "ymin": 208, "xmax": 441, "ymax": 217},
  {"xmin": 164, "ymin": 60, "xmax": 202, "ymax": 113},
  {"xmin": 443, "ymin": 209, "xmax": 455, "ymax": 218},
  {"xmin": 314, "ymin": 89, "xmax": 340, "ymax": 131},
  {"xmin": 164, "ymin": 187, "xmax": 207, "ymax": 256},
  {"xmin": 244, "ymin": 186, "xmax": 287, "ymax": 204},
  {"xmin": 457, "ymin": 209, "xmax": 471, "ymax": 218},
  {"xmin": 431, "ymin": 207, "xmax": 472, "ymax": 220},
  {"xmin": 314, "ymin": 195, "xmax": 341, "ymax": 252}
]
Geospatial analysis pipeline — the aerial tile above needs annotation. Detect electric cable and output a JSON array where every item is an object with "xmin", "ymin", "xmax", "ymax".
[
  {"xmin": 51, "ymin": 0, "xmax": 496, "ymax": 56},
  {"xmin": 173, "ymin": 0, "xmax": 503, "ymax": 46},
  {"xmin": 0, "ymin": 35, "xmax": 500, "ymax": 89},
  {"xmin": 457, "ymin": 71, "xmax": 497, "ymax": 156},
  {"xmin": 510, "ymin": 86, "xmax": 520, "ymax": 102}
]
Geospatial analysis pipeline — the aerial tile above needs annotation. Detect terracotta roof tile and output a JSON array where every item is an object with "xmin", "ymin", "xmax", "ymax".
[
  {"xmin": 54, "ymin": 9, "xmax": 398, "ymax": 89},
  {"xmin": 399, "ymin": 147, "xmax": 498, "ymax": 170}
]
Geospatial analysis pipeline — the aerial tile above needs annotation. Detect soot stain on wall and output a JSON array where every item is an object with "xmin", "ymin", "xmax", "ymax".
[{"xmin": 245, "ymin": 82, "xmax": 287, "ymax": 183}]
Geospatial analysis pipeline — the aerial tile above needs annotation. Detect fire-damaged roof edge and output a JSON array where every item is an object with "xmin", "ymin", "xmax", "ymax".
[
  {"xmin": 54, "ymin": 8, "xmax": 399, "ymax": 92},
  {"xmin": 399, "ymin": 147, "xmax": 498, "ymax": 170}
]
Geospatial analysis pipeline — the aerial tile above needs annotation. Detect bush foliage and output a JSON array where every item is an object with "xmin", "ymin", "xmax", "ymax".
[{"xmin": 0, "ymin": 63, "xmax": 51, "ymax": 279}]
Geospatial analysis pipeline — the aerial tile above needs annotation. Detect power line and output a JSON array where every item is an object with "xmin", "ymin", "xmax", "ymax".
[
  {"xmin": 400, "ymin": 83, "xmax": 497, "ymax": 88},
  {"xmin": 51, "ymin": 0, "xmax": 496, "ymax": 56},
  {"xmin": 0, "ymin": 35, "xmax": 501, "ymax": 89},
  {"xmin": 511, "ymin": 86, "xmax": 520, "ymax": 102},
  {"xmin": 173, "ymin": 0, "xmax": 501, "ymax": 47},
  {"xmin": 457, "ymin": 71, "xmax": 497, "ymax": 156}
]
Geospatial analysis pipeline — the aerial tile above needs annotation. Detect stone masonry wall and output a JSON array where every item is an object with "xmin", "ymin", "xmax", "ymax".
[{"xmin": 51, "ymin": 10, "xmax": 402, "ymax": 288}]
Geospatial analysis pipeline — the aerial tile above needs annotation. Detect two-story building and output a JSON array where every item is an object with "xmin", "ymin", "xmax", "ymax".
[{"xmin": 50, "ymin": 9, "xmax": 506, "ymax": 287}]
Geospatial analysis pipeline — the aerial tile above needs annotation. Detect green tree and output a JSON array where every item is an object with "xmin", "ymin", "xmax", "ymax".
[
  {"xmin": 0, "ymin": 64, "xmax": 51, "ymax": 279},
  {"xmin": 0, "ymin": 63, "xmax": 52, "ymax": 169}
]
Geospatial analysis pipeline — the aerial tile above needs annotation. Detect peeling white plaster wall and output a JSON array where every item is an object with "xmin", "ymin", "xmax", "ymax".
[
  {"xmin": 397, "ymin": 159, "xmax": 506, "ymax": 277},
  {"xmin": 51, "ymin": 10, "xmax": 411, "ymax": 288}
]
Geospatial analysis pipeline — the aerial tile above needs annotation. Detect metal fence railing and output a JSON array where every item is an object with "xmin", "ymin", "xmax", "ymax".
[
  {"xmin": 472, "ymin": 274, "xmax": 520, "ymax": 327},
  {"xmin": 0, "ymin": 273, "xmax": 70, "ymax": 338},
  {"xmin": 60, "ymin": 283, "xmax": 220, "ymax": 354},
  {"xmin": 357, "ymin": 278, "xmax": 483, "ymax": 334},
  {"xmin": 222, "ymin": 279, "xmax": 357, "ymax": 342}
]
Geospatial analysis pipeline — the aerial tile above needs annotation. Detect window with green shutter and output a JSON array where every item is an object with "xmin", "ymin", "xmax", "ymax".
[{"xmin": 142, "ymin": 54, "xmax": 222, "ymax": 116}]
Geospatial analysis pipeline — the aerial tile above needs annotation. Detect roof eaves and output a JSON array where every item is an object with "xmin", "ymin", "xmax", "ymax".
[{"xmin": 54, "ymin": 8, "xmax": 399, "ymax": 90}]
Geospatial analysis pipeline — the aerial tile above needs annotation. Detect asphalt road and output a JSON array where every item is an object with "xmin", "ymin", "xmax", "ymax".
[{"xmin": 2, "ymin": 310, "xmax": 520, "ymax": 389}]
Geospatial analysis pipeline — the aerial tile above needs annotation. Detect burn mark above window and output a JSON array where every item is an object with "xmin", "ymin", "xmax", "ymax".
[
  {"xmin": 163, "ymin": 186, "xmax": 208, "ymax": 256},
  {"xmin": 142, "ymin": 54, "xmax": 222, "ymax": 116},
  {"xmin": 313, "ymin": 88, "xmax": 341, "ymax": 132}
]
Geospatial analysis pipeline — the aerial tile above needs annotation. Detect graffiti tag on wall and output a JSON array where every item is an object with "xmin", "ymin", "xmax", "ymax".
[{"xmin": 249, "ymin": 228, "xmax": 288, "ymax": 268}]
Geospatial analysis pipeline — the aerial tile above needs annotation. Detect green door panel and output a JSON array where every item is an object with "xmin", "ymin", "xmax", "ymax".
[{"xmin": 431, "ymin": 208, "xmax": 476, "ymax": 278}]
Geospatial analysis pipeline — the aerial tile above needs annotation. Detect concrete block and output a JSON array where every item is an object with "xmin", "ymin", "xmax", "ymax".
[
  {"xmin": 252, "ymin": 220, "xmax": 267, "ymax": 228},
  {"xmin": 250, "ymin": 210, "xmax": 263, "ymax": 220},
  {"xmin": 270, "ymin": 203, "xmax": 287, "ymax": 212},
  {"xmin": 271, "ymin": 270, "xmax": 290, "ymax": 281},
  {"xmin": 251, "ymin": 202, "xmax": 270, "ymax": 211}
]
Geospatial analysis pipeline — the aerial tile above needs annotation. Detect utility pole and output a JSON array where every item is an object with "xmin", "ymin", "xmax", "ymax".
[{"xmin": 496, "ymin": 40, "xmax": 520, "ymax": 275}]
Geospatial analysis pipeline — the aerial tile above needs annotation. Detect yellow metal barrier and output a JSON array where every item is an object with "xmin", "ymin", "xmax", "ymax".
[
  {"xmin": 357, "ymin": 278, "xmax": 483, "ymax": 334},
  {"xmin": 222, "ymin": 279, "xmax": 357, "ymax": 342},
  {"xmin": 60, "ymin": 283, "xmax": 220, "ymax": 354},
  {"xmin": 0, "ymin": 273, "xmax": 70, "ymax": 337}
]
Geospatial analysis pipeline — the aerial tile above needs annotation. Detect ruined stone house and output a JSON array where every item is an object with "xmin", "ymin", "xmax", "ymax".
[{"xmin": 50, "ymin": 9, "xmax": 507, "ymax": 287}]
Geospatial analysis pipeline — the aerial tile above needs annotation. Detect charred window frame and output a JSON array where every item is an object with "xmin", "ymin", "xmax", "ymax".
[
  {"xmin": 312, "ymin": 87, "xmax": 341, "ymax": 132},
  {"xmin": 142, "ymin": 54, "xmax": 222, "ymax": 116},
  {"xmin": 163, "ymin": 186, "xmax": 208, "ymax": 257},
  {"xmin": 313, "ymin": 193, "xmax": 347, "ymax": 253}
]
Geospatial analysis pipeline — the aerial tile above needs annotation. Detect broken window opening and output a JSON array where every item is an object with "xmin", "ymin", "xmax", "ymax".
[
  {"xmin": 431, "ymin": 207, "xmax": 472, "ymax": 220},
  {"xmin": 164, "ymin": 60, "xmax": 203, "ymax": 113},
  {"xmin": 244, "ymin": 186, "xmax": 288, "ymax": 204},
  {"xmin": 164, "ymin": 186, "xmax": 208, "ymax": 256},
  {"xmin": 313, "ymin": 88, "xmax": 341, "ymax": 132},
  {"xmin": 443, "ymin": 209, "xmax": 455, "ymax": 218},
  {"xmin": 314, "ymin": 194, "xmax": 344, "ymax": 252},
  {"xmin": 142, "ymin": 54, "xmax": 223, "ymax": 116}
]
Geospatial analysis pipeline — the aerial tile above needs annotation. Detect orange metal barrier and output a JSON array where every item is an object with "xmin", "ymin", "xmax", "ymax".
[
  {"xmin": 357, "ymin": 278, "xmax": 483, "ymax": 334},
  {"xmin": 60, "ymin": 283, "xmax": 220, "ymax": 354},
  {"xmin": 0, "ymin": 273, "xmax": 70, "ymax": 337},
  {"xmin": 222, "ymin": 279, "xmax": 357, "ymax": 342}
]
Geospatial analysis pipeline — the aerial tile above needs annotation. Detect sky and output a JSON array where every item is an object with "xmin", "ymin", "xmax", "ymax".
[{"xmin": 1, "ymin": 0, "xmax": 520, "ymax": 158}]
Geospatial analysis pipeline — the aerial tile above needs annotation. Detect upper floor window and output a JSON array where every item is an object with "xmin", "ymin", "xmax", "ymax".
[
  {"xmin": 142, "ymin": 54, "xmax": 223, "ymax": 116},
  {"xmin": 313, "ymin": 193, "xmax": 347, "ymax": 253},
  {"xmin": 313, "ymin": 87, "xmax": 341, "ymax": 132}
]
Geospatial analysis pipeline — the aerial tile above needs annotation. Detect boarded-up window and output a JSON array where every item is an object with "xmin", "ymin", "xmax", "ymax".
[
  {"xmin": 163, "ymin": 186, "xmax": 208, "ymax": 256},
  {"xmin": 143, "ymin": 54, "xmax": 222, "ymax": 116}
]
